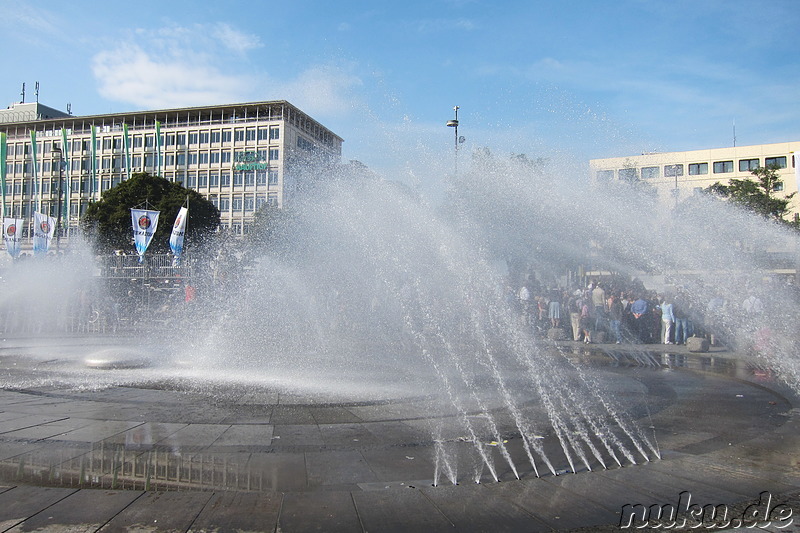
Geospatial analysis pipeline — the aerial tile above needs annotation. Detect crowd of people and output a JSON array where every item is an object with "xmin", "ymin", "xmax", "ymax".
[{"xmin": 511, "ymin": 277, "xmax": 769, "ymax": 349}]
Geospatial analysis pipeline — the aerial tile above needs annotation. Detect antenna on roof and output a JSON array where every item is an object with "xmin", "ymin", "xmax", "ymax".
[
  {"xmin": 67, "ymin": 103, "xmax": 72, "ymax": 115},
  {"xmin": 20, "ymin": 82, "xmax": 25, "ymax": 103},
  {"xmin": 733, "ymin": 119, "xmax": 736, "ymax": 147},
  {"xmin": 35, "ymin": 81, "xmax": 39, "ymax": 103}
]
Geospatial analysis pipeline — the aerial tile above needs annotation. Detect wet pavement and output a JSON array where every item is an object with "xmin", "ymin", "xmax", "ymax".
[{"xmin": 0, "ymin": 337, "xmax": 797, "ymax": 532}]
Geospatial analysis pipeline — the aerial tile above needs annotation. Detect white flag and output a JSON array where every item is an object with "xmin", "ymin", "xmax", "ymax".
[
  {"xmin": 3, "ymin": 218, "xmax": 23, "ymax": 259},
  {"xmin": 32, "ymin": 211, "xmax": 55, "ymax": 256},
  {"xmin": 169, "ymin": 206, "xmax": 188, "ymax": 263},
  {"xmin": 131, "ymin": 208, "xmax": 160, "ymax": 262}
]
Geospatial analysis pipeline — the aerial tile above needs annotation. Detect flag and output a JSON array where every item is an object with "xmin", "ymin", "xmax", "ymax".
[
  {"xmin": 131, "ymin": 208, "xmax": 160, "ymax": 263},
  {"xmin": 3, "ymin": 218, "xmax": 22, "ymax": 259},
  {"xmin": 90, "ymin": 125, "xmax": 97, "ymax": 198},
  {"xmin": 61, "ymin": 128, "xmax": 70, "ymax": 226},
  {"xmin": 30, "ymin": 130, "xmax": 40, "ymax": 211},
  {"xmin": 155, "ymin": 121, "xmax": 163, "ymax": 177},
  {"xmin": 169, "ymin": 206, "xmax": 188, "ymax": 264},
  {"xmin": 32, "ymin": 211, "xmax": 55, "ymax": 256},
  {"xmin": 123, "ymin": 123, "xmax": 131, "ymax": 181},
  {"xmin": 0, "ymin": 133, "xmax": 7, "ymax": 217}
]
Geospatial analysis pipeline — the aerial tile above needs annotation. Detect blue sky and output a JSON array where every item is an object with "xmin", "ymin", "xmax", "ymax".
[{"xmin": 1, "ymin": 0, "xmax": 798, "ymax": 192}]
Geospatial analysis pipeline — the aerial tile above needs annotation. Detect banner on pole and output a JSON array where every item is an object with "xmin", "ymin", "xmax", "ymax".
[
  {"xmin": 169, "ymin": 206, "xmax": 188, "ymax": 264},
  {"xmin": 3, "ymin": 218, "xmax": 22, "ymax": 259},
  {"xmin": 131, "ymin": 208, "xmax": 160, "ymax": 262},
  {"xmin": 32, "ymin": 211, "xmax": 55, "ymax": 256}
]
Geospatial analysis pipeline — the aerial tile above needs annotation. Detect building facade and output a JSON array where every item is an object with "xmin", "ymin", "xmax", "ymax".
[
  {"xmin": 590, "ymin": 141, "xmax": 800, "ymax": 215},
  {"xmin": 0, "ymin": 100, "xmax": 343, "ymax": 238}
]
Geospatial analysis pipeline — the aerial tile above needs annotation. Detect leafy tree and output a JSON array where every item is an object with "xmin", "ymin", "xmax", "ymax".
[
  {"xmin": 81, "ymin": 172, "xmax": 220, "ymax": 254},
  {"xmin": 707, "ymin": 164, "xmax": 796, "ymax": 224}
]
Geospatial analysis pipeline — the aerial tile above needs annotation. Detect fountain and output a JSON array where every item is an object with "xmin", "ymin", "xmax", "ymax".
[{"xmin": 0, "ymin": 150, "xmax": 797, "ymax": 530}]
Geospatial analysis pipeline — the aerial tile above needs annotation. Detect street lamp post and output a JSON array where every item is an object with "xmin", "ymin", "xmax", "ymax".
[
  {"xmin": 446, "ymin": 106, "xmax": 460, "ymax": 176},
  {"xmin": 52, "ymin": 147, "xmax": 64, "ymax": 250}
]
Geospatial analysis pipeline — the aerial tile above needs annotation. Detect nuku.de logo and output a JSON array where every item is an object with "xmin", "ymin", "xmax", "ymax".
[
  {"xmin": 619, "ymin": 491, "xmax": 793, "ymax": 529},
  {"xmin": 138, "ymin": 215, "xmax": 152, "ymax": 230}
]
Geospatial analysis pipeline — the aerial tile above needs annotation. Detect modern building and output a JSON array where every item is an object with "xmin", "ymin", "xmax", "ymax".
[
  {"xmin": 0, "ymin": 100, "xmax": 343, "ymax": 238},
  {"xmin": 590, "ymin": 141, "xmax": 800, "ymax": 215}
]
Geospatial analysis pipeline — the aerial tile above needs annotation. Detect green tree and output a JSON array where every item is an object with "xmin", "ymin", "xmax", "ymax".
[
  {"xmin": 707, "ymin": 164, "xmax": 796, "ymax": 224},
  {"xmin": 81, "ymin": 172, "xmax": 220, "ymax": 254}
]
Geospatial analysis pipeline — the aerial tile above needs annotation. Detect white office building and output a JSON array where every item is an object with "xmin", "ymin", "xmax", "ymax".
[{"xmin": 0, "ymin": 100, "xmax": 343, "ymax": 238}]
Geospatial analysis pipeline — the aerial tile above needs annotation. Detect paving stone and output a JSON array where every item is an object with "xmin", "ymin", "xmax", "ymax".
[
  {"xmin": 188, "ymin": 491, "xmax": 282, "ymax": 532},
  {"xmin": 354, "ymin": 487, "xmax": 454, "ymax": 532},
  {"xmin": 0, "ymin": 486, "xmax": 78, "ymax": 532},
  {"xmin": 278, "ymin": 491, "xmax": 361, "ymax": 533},
  {"xmin": 5, "ymin": 489, "xmax": 142, "ymax": 533},
  {"xmin": 96, "ymin": 491, "xmax": 213, "ymax": 533}
]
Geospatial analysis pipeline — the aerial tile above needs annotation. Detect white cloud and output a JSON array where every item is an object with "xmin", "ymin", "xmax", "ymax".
[
  {"xmin": 91, "ymin": 24, "xmax": 263, "ymax": 109},
  {"xmin": 92, "ymin": 44, "xmax": 250, "ymax": 109},
  {"xmin": 212, "ymin": 23, "xmax": 263, "ymax": 54},
  {"xmin": 275, "ymin": 65, "xmax": 364, "ymax": 117},
  {"xmin": 90, "ymin": 23, "xmax": 365, "ymax": 116}
]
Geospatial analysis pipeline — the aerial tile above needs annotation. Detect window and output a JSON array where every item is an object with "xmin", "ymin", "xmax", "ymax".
[
  {"xmin": 765, "ymin": 156, "xmax": 787, "ymax": 168},
  {"xmin": 220, "ymin": 172, "xmax": 231, "ymax": 187},
  {"xmin": 269, "ymin": 148, "xmax": 279, "ymax": 161},
  {"xmin": 267, "ymin": 192, "xmax": 278, "ymax": 206},
  {"xmin": 164, "ymin": 154, "xmax": 174, "ymax": 167},
  {"xmin": 246, "ymin": 128, "xmax": 256, "ymax": 142},
  {"xmin": 256, "ymin": 171, "xmax": 267, "ymax": 186},
  {"xmin": 209, "ymin": 172, "xmax": 219, "ymax": 187},
  {"xmin": 688, "ymin": 163, "xmax": 708, "ymax": 175},
  {"xmin": 166, "ymin": 134, "xmax": 175, "ymax": 147},
  {"xmin": 244, "ymin": 172, "xmax": 255, "ymax": 187},
  {"xmin": 233, "ymin": 172, "xmax": 244, "ymax": 187},
  {"xmin": 199, "ymin": 152, "xmax": 209, "ymax": 165},
  {"xmin": 268, "ymin": 170, "xmax": 279, "ymax": 185},
  {"xmin": 739, "ymin": 158, "xmax": 759, "ymax": 172},
  {"xmin": 186, "ymin": 172, "xmax": 197, "ymax": 188},
  {"xmin": 113, "ymin": 138, "xmax": 122, "ymax": 150},
  {"xmin": 133, "ymin": 155, "xmax": 142, "ymax": 168},
  {"xmin": 211, "ymin": 131, "xmax": 221, "ymax": 144},
  {"xmin": 713, "ymin": 161, "xmax": 733, "ymax": 173},
  {"xmin": 618, "ymin": 168, "xmax": 637, "ymax": 181},
  {"xmin": 641, "ymin": 166, "xmax": 659, "ymax": 179},
  {"xmin": 232, "ymin": 195, "xmax": 243, "ymax": 211},
  {"xmin": 222, "ymin": 130, "xmax": 232, "ymax": 143},
  {"xmin": 145, "ymin": 135, "xmax": 154, "ymax": 148},
  {"xmin": 773, "ymin": 182, "xmax": 784, "ymax": 192},
  {"xmin": 234, "ymin": 129, "xmax": 245, "ymax": 143},
  {"xmin": 188, "ymin": 153, "xmax": 198, "ymax": 165},
  {"xmin": 144, "ymin": 154, "xmax": 154, "ymax": 168},
  {"xmin": 258, "ymin": 128, "xmax": 270, "ymax": 141},
  {"xmin": 177, "ymin": 153, "xmax": 186, "ymax": 166},
  {"xmin": 270, "ymin": 127, "xmax": 280, "ymax": 140},
  {"xmin": 103, "ymin": 138, "xmax": 112, "ymax": 150},
  {"xmin": 664, "ymin": 164, "xmax": 683, "ymax": 177},
  {"xmin": 176, "ymin": 134, "xmax": 186, "ymax": 146},
  {"xmin": 244, "ymin": 195, "xmax": 254, "ymax": 211},
  {"xmin": 218, "ymin": 196, "xmax": 230, "ymax": 212},
  {"xmin": 210, "ymin": 151, "xmax": 220, "ymax": 164},
  {"xmin": 221, "ymin": 150, "xmax": 231, "ymax": 164},
  {"xmin": 198, "ymin": 172, "xmax": 208, "ymax": 188},
  {"xmin": 188, "ymin": 132, "xmax": 198, "ymax": 145},
  {"xmin": 256, "ymin": 194, "xmax": 266, "ymax": 209},
  {"xmin": 199, "ymin": 132, "xmax": 209, "ymax": 144}
]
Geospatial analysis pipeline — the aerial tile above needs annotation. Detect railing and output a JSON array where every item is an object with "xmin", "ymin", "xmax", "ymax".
[{"xmin": 98, "ymin": 253, "xmax": 192, "ymax": 280}]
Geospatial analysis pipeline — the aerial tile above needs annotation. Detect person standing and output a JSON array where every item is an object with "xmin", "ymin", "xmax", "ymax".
[
  {"xmin": 607, "ymin": 293, "xmax": 624, "ymax": 344},
  {"xmin": 568, "ymin": 290, "xmax": 582, "ymax": 341},
  {"xmin": 591, "ymin": 282, "xmax": 607, "ymax": 333},
  {"xmin": 673, "ymin": 292, "xmax": 689, "ymax": 345},
  {"xmin": 660, "ymin": 296, "xmax": 675, "ymax": 344},
  {"xmin": 630, "ymin": 295, "xmax": 648, "ymax": 343}
]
